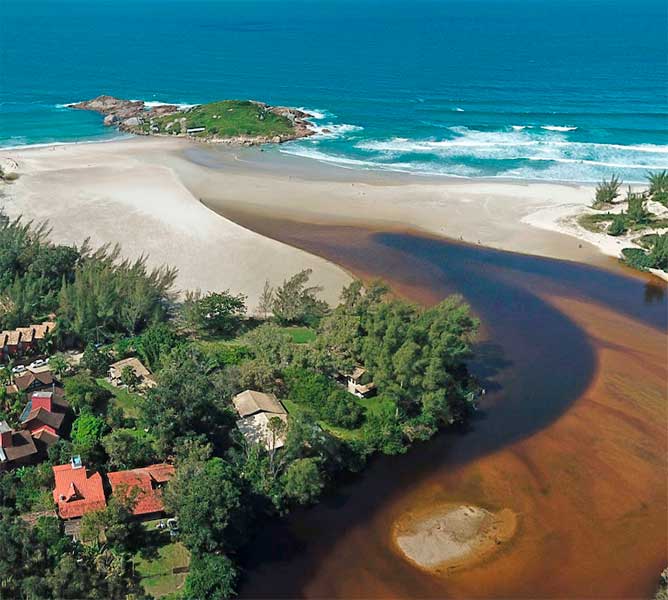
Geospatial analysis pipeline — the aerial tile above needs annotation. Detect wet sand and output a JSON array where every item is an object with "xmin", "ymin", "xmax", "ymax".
[
  {"xmin": 393, "ymin": 504, "xmax": 518, "ymax": 574},
  {"xmin": 217, "ymin": 212, "xmax": 667, "ymax": 599}
]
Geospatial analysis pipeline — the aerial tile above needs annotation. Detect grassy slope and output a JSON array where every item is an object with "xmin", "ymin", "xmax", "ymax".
[{"xmin": 149, "ymin": 100, "xmax": 295, "ymax": 138}]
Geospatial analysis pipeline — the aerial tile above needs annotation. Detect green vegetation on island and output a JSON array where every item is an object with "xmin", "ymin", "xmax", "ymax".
[
  {"xmin": 145, "ymin": 100, "xmax": 296, "ymax": 139},
  {"xmin": 0, "ymin": 211, "xmax": 481, "ymax": 599},
  {"xmin": 70, "ymin": 95, "xmax": 315, "ymax": 144}
]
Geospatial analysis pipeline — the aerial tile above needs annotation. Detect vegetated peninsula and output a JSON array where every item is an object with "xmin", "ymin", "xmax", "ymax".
[{"xmin": 71, "ymin": 95, "xmax": 316, "ymax": 145}]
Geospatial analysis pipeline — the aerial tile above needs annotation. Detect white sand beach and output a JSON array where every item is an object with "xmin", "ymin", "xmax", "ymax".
[
  {"xmin": 0, "ymin": 138, "xmax": 352, "ymax": 309},
  {"xmin": 1, "ymin": 136, "xmax": 660, "ymax": 309}
]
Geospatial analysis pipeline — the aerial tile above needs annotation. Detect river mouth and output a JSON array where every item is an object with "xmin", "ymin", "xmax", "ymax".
[{"xmin": 210, "ymin": 208, "xmax": 667, "ymax": 599}]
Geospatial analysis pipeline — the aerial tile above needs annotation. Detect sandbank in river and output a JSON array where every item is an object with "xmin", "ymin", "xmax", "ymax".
[{"xmin": 2, "ymin": 137, "xmax": 666, "ymax": 597}]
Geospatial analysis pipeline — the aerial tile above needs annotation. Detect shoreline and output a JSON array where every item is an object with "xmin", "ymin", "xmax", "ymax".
[
  {"xmin": 0, "ymin": 135, "xmax": 658, "ymax": 187},
  {"xmin": 230, "ymin": 219, "xmax": 666, "ymax": 600},
  {"xmin": 1, "ymin": 135, "xmax": 665, "ymax": 306}
]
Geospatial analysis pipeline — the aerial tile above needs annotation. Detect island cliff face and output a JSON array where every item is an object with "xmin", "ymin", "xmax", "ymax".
[{"xmin": 71, "ymin": 95, "xmax": 315, "ymax": 145}]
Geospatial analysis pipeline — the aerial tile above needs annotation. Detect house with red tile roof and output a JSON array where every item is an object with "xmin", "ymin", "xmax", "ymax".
[
  {"xmin": 53, "ymin": 458, "xmax": 106, "ymax": 519},
  {"xmin": 107, "ymin": 463, "xmax": 175, "ymax": 518}
]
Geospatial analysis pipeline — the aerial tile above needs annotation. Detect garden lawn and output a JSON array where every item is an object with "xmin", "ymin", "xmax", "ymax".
[
  {"xmin": 95, "ymin": 378, "xmax": 143, "ymax": 419},
  {"xmin": 133, "ymin": 520, "xmax": 190, "ymax": 599}
]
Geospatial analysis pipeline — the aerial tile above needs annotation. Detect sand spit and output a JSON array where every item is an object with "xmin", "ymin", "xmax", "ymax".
[
  {"xmin": 393, "ymin": 504, "xmax": 518, "ymax": 575},
  {"xmin": 0, "ymin": 138, "xmax": 351, "ymax": 310}
]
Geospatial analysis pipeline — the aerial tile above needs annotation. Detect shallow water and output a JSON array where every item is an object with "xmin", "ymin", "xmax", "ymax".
[{"xmin": 208, "ymin": 213, "xmax": 666, "ymax": 598}]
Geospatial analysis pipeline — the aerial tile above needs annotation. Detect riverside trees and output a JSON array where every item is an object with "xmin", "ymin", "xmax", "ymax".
[
  {"xmin": 0, "ymin": 211, "xmax": 176, "ymax": 341},
  {"xmin": 0, "ymin": 212, "xmax": 481, "ymax": 598}
]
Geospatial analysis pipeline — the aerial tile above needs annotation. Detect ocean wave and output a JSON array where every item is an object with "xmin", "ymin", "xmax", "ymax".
[
  {"xmin": 298, "ymin": 107, "xmax": 331, "ymax": 120},
  {"xmin": 281, "ymin": 144, "xmax": 657, "ymax": 183},
  {"xmin": 280, "ymin": 145, "xmax": 474, "ymax": 178},
  {"xmin": 541, "ymin": 125, "xmax": 578, "ymax": 132},
  {"xmin": 356, "ymin": 127, "xmax": 668, "ymax": 166},
  {"xmin": 278, "ymin": 146, "xmax": 380, "ymax": 169},
  {"xmin": 55, "ymin": 99, "xmax": 199, "ymax": 110},
  {"xmin": 527, "ymin": 156, "xmax": 668, "ymax": 169},
  {"xmin": 309, "ymin": 122, "xmax": 364, "ymax": 138}
]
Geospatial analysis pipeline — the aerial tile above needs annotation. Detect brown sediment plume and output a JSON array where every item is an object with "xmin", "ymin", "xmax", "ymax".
[{"xmin": 216, "ymin": 207, "xmax": 666, "ymax": 599}]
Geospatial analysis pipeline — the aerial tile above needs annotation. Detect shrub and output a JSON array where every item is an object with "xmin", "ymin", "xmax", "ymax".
[
  {"xmin": 607, "ymin": 214, "xmax": 627, "ymax": 236},
  {"xmin": 593, "ymin": 175, "xmax": 622, "ymax": 208},
  {"xmin": 325, "ymin": 389, "xmax": 364, "ymax": 428},
  {"xmin": 626, "ymin": 192, "xmax": 650, "ymax": 225}
]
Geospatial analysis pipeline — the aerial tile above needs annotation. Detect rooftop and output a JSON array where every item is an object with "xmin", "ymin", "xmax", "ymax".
[
  {"xmin": 53, "ymin": 462, "xmax": 106, "ymax": 519},
  {"xmin": 233, "ymin": 389, "xmax": 287, "ymax": 418},
  {"xmin": 236, "ymin": 412, "xmax": 288, "ymax": 451},
  {"xmin": 107, "ymin": 463, "xmax": 175, "ymax": 516}
]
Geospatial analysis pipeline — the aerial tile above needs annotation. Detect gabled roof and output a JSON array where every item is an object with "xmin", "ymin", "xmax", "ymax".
[
  {"xmin": 0, "ymin": 429, "xmax": 38, "ymax": 463},
  {"xmin": 19, "ymin": 390, "xmax": 68, "ymax": 424},
  {"xmin": 32, "ymin": 427, "xmax": 60, "ymax": 447},
  {"xmin": 32, "ymin": 321, "xmax": 55, "ymax": 340},
  {"xmin": 4, "ymin": 330, "xmax": 21, "ymax": 346},
  {"xmin": 349, "ymin": 366, "xmax": 367, "ymax": 382},
  {"xmin": 107, "ymin": 463, "xmax": 175, "ymax": 516},
  {"xmin": 15, "ymin": 327, "xmax": 35, "ymax": 341},
  {"xmin": 53, "ymin": 463, "xmax": 106, "ymax": 519},
  {"xmin": 13, "ymin": 370, "xmax": 54, "ymax": 391},
  {"xmin": 236, "ymin": 412, "xmax": 288, "ymax": 451},
  {"xmin": 232, "ymin": 390, "xmax": 287, "ymax": 418},
  {"xmin": 109, "ymin": 357, "xmax": 152, "ymax": 380},
  {"xmin": 23, "ymin": 407, "xmax": 65, "ymax": 432}
]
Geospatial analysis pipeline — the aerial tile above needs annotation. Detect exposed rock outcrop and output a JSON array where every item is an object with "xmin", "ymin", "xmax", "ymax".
[{"xmin": 70, "ymin": 95, "xmax": 315, "ymax": 145}]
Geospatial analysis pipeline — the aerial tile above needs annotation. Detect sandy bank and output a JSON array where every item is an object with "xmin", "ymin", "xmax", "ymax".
[
  {"xmin": 0, "ymin": 138, "xmax": 351, "ymax": 309},
  {"xmin": 3, "ymin": 136, "xmax": 662, "ymax": 309},
  {"xmin": 393, "ymin": 504, "xmax": 517, "ymax": 575},
  {"xmin": 163, "ymin": 143, "xmax": 634, "ymax": 271}
]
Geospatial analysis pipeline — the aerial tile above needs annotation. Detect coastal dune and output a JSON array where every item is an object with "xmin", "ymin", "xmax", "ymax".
[{"xmin": 0, "ymin": 138, "xmax": 351, "ymax": 308}]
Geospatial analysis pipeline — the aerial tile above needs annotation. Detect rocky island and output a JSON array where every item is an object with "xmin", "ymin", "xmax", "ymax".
[{"xmin": 70, "ymin": 95, "xmax": 316, "ymax": 145}]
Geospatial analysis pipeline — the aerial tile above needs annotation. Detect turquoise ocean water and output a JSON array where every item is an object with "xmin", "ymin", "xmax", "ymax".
[{"xmin": 1, "ymin": 0, "xmax": 667, "ymax": 182}]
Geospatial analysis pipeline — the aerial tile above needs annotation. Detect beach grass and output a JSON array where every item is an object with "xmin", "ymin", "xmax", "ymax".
[{"xmin": 578, "ymin": 212, "xmax": 668, "ymax": 234}]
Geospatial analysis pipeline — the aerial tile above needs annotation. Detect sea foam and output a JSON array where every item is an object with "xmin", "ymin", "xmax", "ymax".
[{"xmin": 541, "ymin": 125, "xmax": 578, "ymax": 132}]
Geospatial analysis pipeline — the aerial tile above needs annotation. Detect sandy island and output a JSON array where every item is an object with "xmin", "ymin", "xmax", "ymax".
[
  {"xmin": 393, "ymin": 504, "xmax": 518, "ymax": 575},
  {"xmin": 0, "ymin": 136, "xmax": 664, "ymax": 313}
]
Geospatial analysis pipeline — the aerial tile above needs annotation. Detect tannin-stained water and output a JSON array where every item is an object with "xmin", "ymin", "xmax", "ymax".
[{"xmin": 213, "ymin": 212, "xmax": 667, "ymax": 599}]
